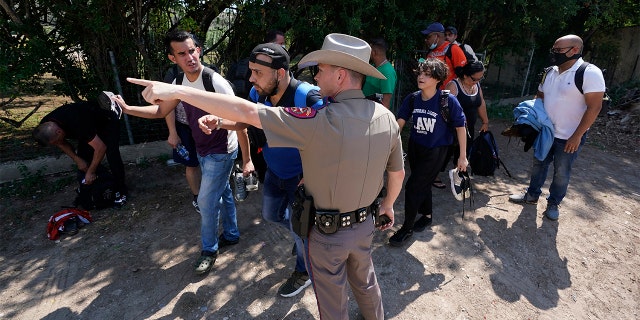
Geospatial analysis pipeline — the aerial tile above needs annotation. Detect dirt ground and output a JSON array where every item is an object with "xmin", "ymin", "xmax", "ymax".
[{"xmin": 0, "ymin": 117, "xmax": 639, "ymax": 320}]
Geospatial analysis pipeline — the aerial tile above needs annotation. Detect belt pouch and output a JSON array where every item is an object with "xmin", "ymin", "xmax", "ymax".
[{"xmin": 315, "ymin": 210, "xmax": 340, "ymax": 235}]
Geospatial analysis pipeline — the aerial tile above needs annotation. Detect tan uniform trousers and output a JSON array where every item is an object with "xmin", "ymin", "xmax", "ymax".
[{"xmin": 308, "ymin": 218, "xmax": 383, "ymax": 320}]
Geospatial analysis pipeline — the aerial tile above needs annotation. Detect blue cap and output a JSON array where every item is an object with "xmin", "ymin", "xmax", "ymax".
[{"xmin": 421, "ymin": 22, "xmax": 445, "ymax": 35}]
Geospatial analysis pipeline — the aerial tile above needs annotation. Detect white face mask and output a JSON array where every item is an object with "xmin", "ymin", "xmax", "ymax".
[{"xmin": 428, "ymin": 34, "xmax": 438, "ymax": 49}]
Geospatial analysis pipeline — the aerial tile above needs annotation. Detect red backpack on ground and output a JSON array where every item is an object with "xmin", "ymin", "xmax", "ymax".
[{"xmin": 46, "ymin": 208, "xmax": 93, "ymax": 240}]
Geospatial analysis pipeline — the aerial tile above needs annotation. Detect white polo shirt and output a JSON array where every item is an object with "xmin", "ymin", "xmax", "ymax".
[{"xmin": 538, "ymin": 58, "xmax": 605, "ymax": 139}]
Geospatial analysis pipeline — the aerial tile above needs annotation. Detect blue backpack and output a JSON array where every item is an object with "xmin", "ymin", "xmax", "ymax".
[{"xmin": 469, "ymin": 131, "xmax": 511, "ymax": 177}]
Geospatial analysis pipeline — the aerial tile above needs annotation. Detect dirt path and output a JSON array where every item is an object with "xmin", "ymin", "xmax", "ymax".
[{"xmin": 1, "ymin": 120, "xmax": 638, "ymax": 319}]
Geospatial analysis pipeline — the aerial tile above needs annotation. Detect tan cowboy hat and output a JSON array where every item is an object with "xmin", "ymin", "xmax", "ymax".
[{"xmin": 299, "ymin": 33, "xmax": 386, "ymax": 80}]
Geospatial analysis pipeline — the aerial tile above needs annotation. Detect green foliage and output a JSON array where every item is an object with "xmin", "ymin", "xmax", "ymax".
[
  {"xmin": 0, "ymin": 0, "xmax": 638, "ymax": 111},
  {"xmin": 0, "ymin": 164, "xmax": 73, "ymax": 198},
  {"xmin": 486, "ymin": 101, "xmax": 517, "ymax": 120},
  {"xmin": 608, "ymin": 78, "xmax": 640, "ymax": 109}
]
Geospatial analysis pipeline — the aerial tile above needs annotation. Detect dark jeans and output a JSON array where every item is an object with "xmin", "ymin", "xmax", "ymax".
[{"xmin": 526, "ymin": 136, "xmax": 586, "ymax": 206}]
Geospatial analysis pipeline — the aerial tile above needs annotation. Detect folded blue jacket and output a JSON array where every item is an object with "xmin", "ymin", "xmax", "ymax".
[{"xmin": 513, "ymin": 98, "xmax": 555, "ymax": 161}]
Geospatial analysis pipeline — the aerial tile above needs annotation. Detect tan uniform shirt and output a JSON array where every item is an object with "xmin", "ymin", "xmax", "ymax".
[{"xmin": 258, "ymin": 89, "xmax": 403, "ymax": 212}]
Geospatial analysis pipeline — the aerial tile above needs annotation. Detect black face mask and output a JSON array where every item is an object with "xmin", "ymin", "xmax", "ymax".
[{"xmin": 549, "ymin": 52, "xmax": 581, "ymax": 66}]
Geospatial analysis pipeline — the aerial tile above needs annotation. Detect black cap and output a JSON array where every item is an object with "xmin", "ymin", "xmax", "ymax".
[
  {"xmin": 249, "ymin": 43, "xmax": 290, "ymax": 70},
  {"xmin": 446, "ymin": 26, "xmax": 458, "ymax": 34}
]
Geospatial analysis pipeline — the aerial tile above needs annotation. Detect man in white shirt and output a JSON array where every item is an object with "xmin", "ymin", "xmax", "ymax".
[{"xmin": 509, "ymin": 34, "xmax": 605, "ymax": 221}]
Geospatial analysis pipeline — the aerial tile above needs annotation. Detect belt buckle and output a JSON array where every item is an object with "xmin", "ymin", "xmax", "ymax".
[
  {"xmin": 339, "ymin": 212, "xmax": 352, "ymax": 228},
  {"xmin": 357, "ymin": 208, "xmax": 368, "ymax": 223},
  {"xmin": 339, "ymin": 208, "xmax": 367, "ymax": 228}
]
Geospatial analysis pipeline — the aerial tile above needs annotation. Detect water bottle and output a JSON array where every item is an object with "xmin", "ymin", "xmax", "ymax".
[
  {"xmin": 233, "ymin": 165, "xmax": 247, "ymax": 202},
  {"xmin": 176, "ymin": 143, "xmax": 190, "ymax": 161},
  {"xmin": 245, "ymin": 172, "xmax": 259, "ymax": 191}
]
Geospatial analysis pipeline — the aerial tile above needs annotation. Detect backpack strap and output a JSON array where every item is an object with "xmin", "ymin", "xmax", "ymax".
[
  {"xmin": 540, "ymin": 66, "xmax": 553, "ymax": 87},
  {"xmin": 407, "ymin": 91, "xmax": 420, "ymax": 114},
  {"xmin": 439, "ymin": 89, "xmax": 451, "ymax": 125},
  {"xmin": 460, "ymin": 171, "xmax": 475, "ymax": 219},
  {"xmin": 574, "ymin": 62, "xmax": 589, "ymax": 95},
  {"xmin": 200, "ymin": 67, "xmax": 217, "ymax": 93},
  {"xmin": 174, "ymin": 71, "xmax": 183, "ymax": 85},
  {"xmin": 444, "ymin": 44, "xmax": 453, "ymax": 63},
  {"xmin": 175, "ymin": 67, "xmax": 217, "ymax": 93},
  {"xmin": 540, "ymin": 62, "xmax": 589, "ymax": 94},
  {"xmin": 257, "ymin": 76, "xmax": 303, "ymax": 105},
  {"xmin": 485, "ymin": 131, "xmax": 513, "ymax": 177}
]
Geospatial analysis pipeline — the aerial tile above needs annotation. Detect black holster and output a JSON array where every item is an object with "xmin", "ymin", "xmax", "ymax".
[
  {"xmin": 291, "ymin": 185, "xmax": 314, "ymax": 238},
  {"xmin": 373, "ymin": 187, "xmax": 390, "ymax": 227}
]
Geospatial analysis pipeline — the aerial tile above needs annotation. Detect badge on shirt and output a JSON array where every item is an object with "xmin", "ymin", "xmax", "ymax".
[{"xmin": 283, "ymin": 107, "xmax": 318, "ymax": 119}]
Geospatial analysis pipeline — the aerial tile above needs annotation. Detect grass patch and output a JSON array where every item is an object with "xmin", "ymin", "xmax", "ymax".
[
  {"xmin": 0, "ymin": 164, "xmax": 74, "ymax": 198},
  {"xmin": 486, "ymin": 101, "xmax": 515, "ymax": 120}
]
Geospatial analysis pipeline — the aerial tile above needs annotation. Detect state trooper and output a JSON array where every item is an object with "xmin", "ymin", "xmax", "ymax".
[{"xmin": 127, "ymin": 33, "xmax": 405, "ymax": 320}]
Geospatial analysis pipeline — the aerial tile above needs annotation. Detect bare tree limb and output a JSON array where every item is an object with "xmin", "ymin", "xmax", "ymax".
[
  {"xmin": 0, "ymin": 101, "xmax": 45, "ymax": 128},
  {"xmin": 0, "ymin": 0, "xmax": 23, "ymax": 26}
]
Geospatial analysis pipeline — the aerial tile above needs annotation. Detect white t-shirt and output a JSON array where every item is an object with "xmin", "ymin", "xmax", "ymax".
[
  {"xmin": 172, "ymin": 68, "xmax": 235, "ymax": 125},
  {"xmin": 538, "ymin": 58, "xmax": 605, "ymax": 139}
]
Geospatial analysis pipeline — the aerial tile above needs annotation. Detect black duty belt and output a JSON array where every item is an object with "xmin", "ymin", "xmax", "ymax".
[{"xmin": 315, "ymin": 207, "xmax": 369, "ymax": 235}]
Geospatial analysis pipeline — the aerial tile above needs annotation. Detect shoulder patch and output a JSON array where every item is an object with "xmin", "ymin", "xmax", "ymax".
[{"xmin": 283, "ymin": 107, "xmax": 318, "ymax": 119}]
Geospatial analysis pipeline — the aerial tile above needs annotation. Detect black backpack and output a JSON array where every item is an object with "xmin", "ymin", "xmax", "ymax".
[
  {"xmin": 74, "ymin": 167, "xmax": 116, "ymax": 210},
  {"xmin": 225, "ymin": 57, "xmax": 252, "ymax": 99},
  {"xmin": 444, "ymin": 43, "xmax": 476, "ymax": 63},
  {"xmin": 469, "ymin": 131, "xmax": 511, "ymax": 177}
]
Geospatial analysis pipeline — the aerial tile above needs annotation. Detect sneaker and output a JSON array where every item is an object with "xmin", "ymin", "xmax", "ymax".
[
  {"xmin": 508, "ymin": 192, "xmax": 538, "ymax": 204},
  {"xmin": 194, "ymin": 251, "xmax": 217, "ymax": 274},
  {"xmin": 449, "ymin": 169, "xmax": 471, "ymax": 201},
  {"xmin": 545, "ymin": 203, "xmax": 560, "ymax": 220},
  {"xmin": 192, "ymin": 200, "xmax": 201, "ymax": 214},
  {"xmin": 114, "ymin": 192, "xmax": 127, "ymax": 207},
  {"xmin": 278, "ymin": 271, "xmax": 312, "ymax": 297},
  {"xmin": 412, "ymin": 214, "xmax": 432, "ymax": 232},
  {"xmin": 218, "ymin": 234, "xmax": 239, "ymax": 247},
  {"xmin": 98, "ymin": 91, "xmax": 123, "ymax": 119},
  {"xmin": 389, "ymin": 227, "xmax": 413, "ymax": 247}
]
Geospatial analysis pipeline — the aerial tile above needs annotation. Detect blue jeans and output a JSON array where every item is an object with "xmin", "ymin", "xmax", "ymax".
[
  {"xmin": 197, "ymin": 149, "xmax": 238, "ymax": 254},
  {"xmin": 526, "ymin": 136, "xmax": 585, "ymax": 206},
  {"xmin": 262, "ymin": 168, "xmax": 306, "ymax": 273}
]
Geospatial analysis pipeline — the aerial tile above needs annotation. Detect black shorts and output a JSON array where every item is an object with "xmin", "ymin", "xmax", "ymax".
[{"xmin": 172, "ymin": 121, "xmax": 199, "ymax": 167}]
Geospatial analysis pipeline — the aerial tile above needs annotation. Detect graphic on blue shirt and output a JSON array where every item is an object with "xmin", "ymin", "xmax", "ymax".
[{"xmin": 397, "ymin": 90, "xmax": 466, "ymax": 149}]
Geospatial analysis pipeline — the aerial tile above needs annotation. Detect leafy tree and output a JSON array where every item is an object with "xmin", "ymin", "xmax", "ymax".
[{"xmin": 1, "ymin": 0, "xmax": 638, "ymax": 127}]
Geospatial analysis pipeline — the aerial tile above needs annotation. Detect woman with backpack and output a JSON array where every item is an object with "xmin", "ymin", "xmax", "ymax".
[
  {"xmin": 389, "ymin": 58, "xmax": 468, "ymax": 247},
  {"xmin": 446, "ymin": 60, "xmax": 490, "ymax": 154}
]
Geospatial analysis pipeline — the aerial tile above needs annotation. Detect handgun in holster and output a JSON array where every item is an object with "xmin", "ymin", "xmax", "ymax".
[
  {"xmin": 373, "ymin": 187, "xmax": 391, "ymax": 227},
  {"xmin": 291, "ymin": 185, "xmax": 315, "ymax": 238}
]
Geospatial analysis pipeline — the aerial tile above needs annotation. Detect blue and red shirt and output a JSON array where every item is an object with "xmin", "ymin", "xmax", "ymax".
[{"xmin": 249, "ymin": 78, "xmax": 323, "ymax": 179}]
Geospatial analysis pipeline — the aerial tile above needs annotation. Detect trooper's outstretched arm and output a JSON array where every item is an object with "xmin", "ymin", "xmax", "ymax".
[{"xmin": 127, "ymin": 78, "xmax": 263, "ymax": 129}]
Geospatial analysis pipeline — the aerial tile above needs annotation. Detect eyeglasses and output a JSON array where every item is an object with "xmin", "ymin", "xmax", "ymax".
[
  {"xmin": 549, "ymin": 46, "xmax": 573, "ymax": 54},
  {"xmin": 470, "ymin": 75, "xmax": 484, "ymax": 82}
]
